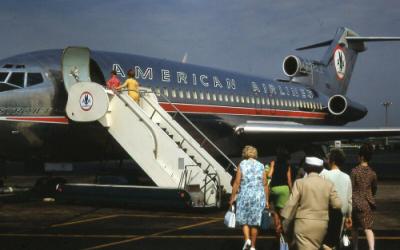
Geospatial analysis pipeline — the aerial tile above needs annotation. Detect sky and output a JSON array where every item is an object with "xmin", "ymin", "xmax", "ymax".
[{"xmin": 0, "ymin": 0, "xmax": 399, "ymax": 126}]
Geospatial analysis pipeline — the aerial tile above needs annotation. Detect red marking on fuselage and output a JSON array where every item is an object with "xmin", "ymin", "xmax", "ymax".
[
  {"xmin": 4, "ymin": 116, "xmax": 69, "ymax": 124},
  {"xmin": 159, "ymin": 103, "xmax": 326, "ymax": 119}
]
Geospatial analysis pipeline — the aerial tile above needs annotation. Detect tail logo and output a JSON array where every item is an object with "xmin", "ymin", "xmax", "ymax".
[{"xmin": 334, "ymin": 47, "xmax": 346, "ymax": 80}]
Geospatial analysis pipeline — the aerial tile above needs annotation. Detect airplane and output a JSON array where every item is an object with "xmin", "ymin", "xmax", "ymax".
[{"xmin": 0, "ymin": 27, "xmax": 399, "ymax": 170}]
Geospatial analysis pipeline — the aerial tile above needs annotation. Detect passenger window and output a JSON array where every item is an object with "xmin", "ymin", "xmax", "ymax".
[
  {"xmin": 266, "ymin": 98, "xmax": 270, "ymax": 106},
  {"xmin": 179, "ymin": 90, "xmax": 184, "ymax": 98},
  {"xmin": 251, "ymin": 97, "xmax": 255, "ymax": 104},
  {"xmin": 193, "ymin": 91, "xmax": 198, "ymax": 99},
  {"xmin": 218, "ymin": 94, "xmax": 223, "ymax": 102},
  {"xmin": 235, "ymin": 96, "xmax": 240, "ymax": 103},
  {"xmin": 246, "ymin": 96, "xmax": 250, "ymax": 104},
  {"xmin": 230, "ymin": 95, "xmax": 234, "ymax": 103},
  {"xmin": 284, "ymin": 100, "xmax": 288, "ymax": 107},
  {"xmin": 206, "ymin": 92, "xmax": 211, "ymax": 100},
  {"xmin": 212, "ymin": 93, "xmax": 217, "ymax": 101},
  {"xmin": 224, "ymin": 95, "xmax": 229, "ymax": 102},
  {"xmin": 271, "ymin": 99, "xmax": 275, "ymax": 106},
  {"xmin": 163, "ymin": 88, "xmax": 169, "ymax": 97},
  {"xmin": 256, "ymin": 97, "xmax": 260, "ymax": 105},
  {"xmin": 199, "ymin": 92, "xmax": 204, "ymax": 100},
  {"xmin": 240, "ymin": 96, "xmax": 245, "ymax": 103},
  {"xmin": 171, "ymin": 89, "xmax": 177, "ymax": 98},
  {"xmin": 155, "ymin": 88, "xmax": 161, "ymax": 96},
  {"xmin": 27, "ymin": 73, "xmax": 43, "ymax": 86},
  {"xmin": 0, "ymin": 72, "xmax": 9, "ymax": 82},
  {"xmin": 186, "ymin": 90, "xmax": 191, "ymax": 99},
  {"xmin": 8, "ymin": 72, "xmax": 25, "ymax": 87}
]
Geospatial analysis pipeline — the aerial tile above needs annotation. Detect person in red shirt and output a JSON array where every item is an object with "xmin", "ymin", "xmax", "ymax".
[{"xmin": 106, "ymin": 70, "xmax": 120, "ymax": 90}]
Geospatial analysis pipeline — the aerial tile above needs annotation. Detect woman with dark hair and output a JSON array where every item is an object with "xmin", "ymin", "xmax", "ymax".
[
  {"xmin": 229, "ymin": 145, "xmax": 269, "ymax": 250},
  {"xmin": 268, "ymin": 147, "xmax": 292, "ymax": 233},
  {"xmin": 106, "ymin": 70, "xmax": 120, "ymax": 90},
  {"xmin": 351, "ymin": 143, "xmax": 378, "ymax": 250}
]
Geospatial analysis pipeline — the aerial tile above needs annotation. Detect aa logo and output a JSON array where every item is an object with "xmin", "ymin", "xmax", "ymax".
[
  {"xmin": 80, "ymin": 91, "xmax": 93, "ymax": 111},
  {"xmin": 334, "ymin": 48, "xmax": 346, "ymax": 80}
]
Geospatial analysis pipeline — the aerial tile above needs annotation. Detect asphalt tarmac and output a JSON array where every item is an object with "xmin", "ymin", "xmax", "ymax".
[
  {"xmin": 0, "ymin": 181, "xmax": 399, "ymax": 250},
  {"xmin": 0, "ymin": 148, "xmax": 399, "ymax": 249}
]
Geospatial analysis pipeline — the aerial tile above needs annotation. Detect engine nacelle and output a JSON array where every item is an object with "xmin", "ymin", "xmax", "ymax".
[
  {"xmin": 328, "ymin": 95, "xmax": 367, "ymax": 122},
  {"xmin": 282, "ymin": 55, "xmax": 313, "ymax": 77}
]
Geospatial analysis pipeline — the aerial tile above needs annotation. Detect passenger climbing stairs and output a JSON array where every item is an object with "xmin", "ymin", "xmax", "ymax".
[{"xmin": 62, "ymin": 47, "xmax": 235, "ymax": 207}]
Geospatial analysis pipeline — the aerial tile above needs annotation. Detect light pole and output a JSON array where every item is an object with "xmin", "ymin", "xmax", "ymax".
[{"xmin": 381, "ymin": 101, "xmax": 392, "ymax": 147}]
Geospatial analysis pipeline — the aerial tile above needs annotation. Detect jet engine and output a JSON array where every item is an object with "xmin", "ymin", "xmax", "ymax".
[
  {"xmin": 328, "ymin": 95, "xmax": 367, "ymax": 122},
  {"xmin": 282, "ymin": 55, "xmax": 313, "ymax": 77}
]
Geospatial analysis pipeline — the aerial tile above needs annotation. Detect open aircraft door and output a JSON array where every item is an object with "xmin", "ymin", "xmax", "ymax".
[
  {"xmin": 62, "ymin": 47, "xmax": 91, "ymax": 92},
  {"xmin": 62, "ymin": 47, "xmax": 109, "ymax": 122}
]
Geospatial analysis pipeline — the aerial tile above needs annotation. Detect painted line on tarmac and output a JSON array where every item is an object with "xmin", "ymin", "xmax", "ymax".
[
  {"xmin": 121, "ymin": 213, "xmax": 221, "ymax": 220},
  {"xmin": 51, "ymin": 213, "xmax": 220, "ymax": 228},
  {"xmin": 83, "ymin": 218, "xmax": 221, "ymax": 250},
  {"xmin": 0, "ymin": 233, "xmax": 136, "ymax": 238},
  {"xmin": 0, "ymin": 233, "xmax": 399, "ymax": 241},
  {"xmin": 50, "ymin": 214, "xmax": 119, "ymax": 228},
  {"xmin": 149, "ymin": 235, "xmax": 400, "ymax": 240}
]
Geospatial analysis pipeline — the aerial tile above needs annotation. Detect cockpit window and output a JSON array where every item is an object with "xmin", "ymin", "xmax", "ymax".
[
  {"xmin": 8, "ymin": 72, "xmax": 25, "ymax": 87},
  {"xmin": 0, "ymin": 72, "xmax": 8, "ymax": 82},
  {"xmin": 27, "ymin": 73, "xmax": 43, "ymax": 86}
]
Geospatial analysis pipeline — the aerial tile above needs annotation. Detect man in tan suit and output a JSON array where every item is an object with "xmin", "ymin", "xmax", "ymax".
[{"xmin": 281, "ymin": 157, "xmax": 342, "ymax": 250}]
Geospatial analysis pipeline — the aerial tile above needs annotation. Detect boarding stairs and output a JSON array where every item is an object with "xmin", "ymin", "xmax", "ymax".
[
  {"xmin": 66, "ymin": 86, "xmax": 234, "ymax": 207},
  {"xmin": 62, "ymin": 47, "xmax": 235, "ymax": 208}
]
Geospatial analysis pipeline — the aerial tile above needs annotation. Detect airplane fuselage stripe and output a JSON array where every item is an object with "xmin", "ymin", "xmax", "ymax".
[
  {"xmin": 159, "ymin": 102, "xmax": 327, "ymax": 119},
  {"xmin": 0, "ymin": 116, "xmax": 69, "ymax": 124}
]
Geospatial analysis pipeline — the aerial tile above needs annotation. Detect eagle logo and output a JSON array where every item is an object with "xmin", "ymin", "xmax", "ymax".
[
  {"xmin": 334, "ymin": 47, "xmax": 346, "ymax": 80},
  {"xmin": 80, "ymin": 91, "xmax": 93, "ymax": 111}
]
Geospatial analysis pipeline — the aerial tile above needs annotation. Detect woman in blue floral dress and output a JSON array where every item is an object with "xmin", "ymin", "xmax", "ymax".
[{"xmin": 229, "ymin": 145, "xmax": 269, "ymax": 250}]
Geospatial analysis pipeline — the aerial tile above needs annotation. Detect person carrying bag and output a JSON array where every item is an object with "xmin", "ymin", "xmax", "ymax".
[
  {"xmin": 260, "ymin": 209, "xmax": 272, "ymax": 231},
  {"xmin": 224, "ymin": 205, "xmax": 236, "ymax": 228},
  {"xmin": 280, "ymin": 234, "xmax": 289, "ymax": 250}
]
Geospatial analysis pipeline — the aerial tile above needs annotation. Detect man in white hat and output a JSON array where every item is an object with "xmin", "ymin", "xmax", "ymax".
[{"xmin": 281, "ymin": 156, "xmax": 342, "ymax": 250}]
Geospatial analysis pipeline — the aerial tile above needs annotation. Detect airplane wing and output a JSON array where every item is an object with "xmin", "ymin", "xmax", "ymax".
[{"xmin": 234, "ymin": 122, "xmax": 400, "ymax": 142}]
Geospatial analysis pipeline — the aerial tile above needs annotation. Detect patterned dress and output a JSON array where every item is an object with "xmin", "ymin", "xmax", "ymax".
[
  {"xmin": 236, "ymin": 159, "xmax": 266, "ymax": 226},
  {"xmin": 351, "ymin": 165, "xmax": 378, "ymax": 229}
]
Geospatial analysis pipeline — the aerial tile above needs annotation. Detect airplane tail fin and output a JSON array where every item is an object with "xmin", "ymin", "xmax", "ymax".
[{"xmin": 285, "ymin": 27, "xmax": 400, "ymax": 96}]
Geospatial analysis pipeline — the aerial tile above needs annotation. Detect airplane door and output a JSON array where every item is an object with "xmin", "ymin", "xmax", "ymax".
[{"xmin": 62, "ymin": 47, "xmax": 91, "ymax": 93}]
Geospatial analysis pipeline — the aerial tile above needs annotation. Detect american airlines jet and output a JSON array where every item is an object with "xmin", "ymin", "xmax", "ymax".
[{"xmin": 0, "ymin": 27, "xmax": 399, "ymax": 165}]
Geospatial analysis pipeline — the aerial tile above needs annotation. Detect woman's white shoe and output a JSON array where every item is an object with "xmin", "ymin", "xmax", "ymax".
[{"xmin": 242, "ymin": 239, "xmax": 251, "ymax": 250}]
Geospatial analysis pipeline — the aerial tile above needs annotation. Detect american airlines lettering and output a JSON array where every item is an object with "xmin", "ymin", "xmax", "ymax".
[{"xmin": 116, "ymin": 64, "xmax": 314, "ymax": 100}]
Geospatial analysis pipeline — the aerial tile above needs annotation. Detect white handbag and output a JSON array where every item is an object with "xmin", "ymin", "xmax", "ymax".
[
  {"xmin": 224, "ymin": 205, "xmax": 236, "ymax": 228},
  {"xmin": 280, "ymin": 234, "xmax": 289, "ymax": 250},
  {"xmin": 341, "ymin": 230, "xmax": 351, "ymax": 247}
]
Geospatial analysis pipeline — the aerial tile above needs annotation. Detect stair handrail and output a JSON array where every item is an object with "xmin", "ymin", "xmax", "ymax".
[
  {"xmin": 110, "ymin": 89, "xmax": 159, "ymax": 158},
  {"xmin": 140, "ymin": 89, "xmax": 237, "ymax": 174}
]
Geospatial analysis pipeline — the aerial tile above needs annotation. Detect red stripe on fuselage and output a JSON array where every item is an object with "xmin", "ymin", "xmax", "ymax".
[
  {"xmin": 5, "ymin": 116, "xmax": 69, "ymax": 124},
  {"xmin": 159, "ymin": 103, "xmax": 326, "ymax": 119}
]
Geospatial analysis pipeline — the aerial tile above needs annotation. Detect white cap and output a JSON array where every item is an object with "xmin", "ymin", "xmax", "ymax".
[{"xmin": 305, "ymin": 157, "xmax": 323, "ymax": 167}]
